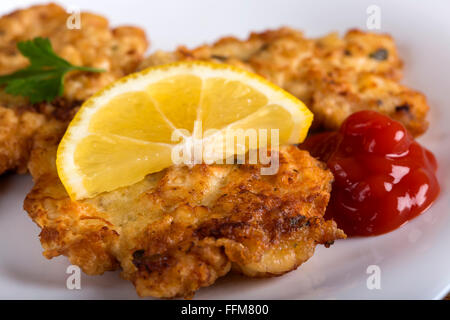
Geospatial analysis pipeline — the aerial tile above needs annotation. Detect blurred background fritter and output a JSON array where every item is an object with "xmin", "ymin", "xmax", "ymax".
[
  {"xmin": 141, "ymin": 27, "xmax": 428, "ymax": 136},
  {"xmin": 0, "ymin": 3, "xmax": 148, "ymax": 174}
]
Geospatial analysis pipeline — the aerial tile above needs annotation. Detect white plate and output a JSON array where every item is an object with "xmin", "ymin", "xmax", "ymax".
[{"xmin": 0, "ymin": 0, "xmax": 449, "ymax": 299}]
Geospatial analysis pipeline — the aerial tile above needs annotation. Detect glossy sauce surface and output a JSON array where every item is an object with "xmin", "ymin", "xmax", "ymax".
[{"xmin": 301, "ymin": 111, "xmax": 440, "ymax": 236}]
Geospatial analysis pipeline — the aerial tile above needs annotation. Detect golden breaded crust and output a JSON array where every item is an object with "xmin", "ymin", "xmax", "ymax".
[
  {"xmin": 140, "ymin": 27, "xmax": 428, "ymax": 136},
  {"xmin": 0, "ymin": 3, "xmax": 148, "ymax": 174},
  {"xmin": 315, "ymin": 29, "xmax": 403, "ymax": 80},
  {"xmin": 24, "ymin": 121, "xmax": 344, "ymax": 298},
  {"xmin": 0, "ymin": 107, "xmax": 44, "ymax": 173},
  {"xmin": 0, "ymin": 94, "xmax": 80, "ymax": 173},
  {"xmin": 309, "ymin": 68, "xmax": 429, "ymax": 134},
  {"xmin": 0, "ymin": 3, "xmax": 148, "ymax": 101}
]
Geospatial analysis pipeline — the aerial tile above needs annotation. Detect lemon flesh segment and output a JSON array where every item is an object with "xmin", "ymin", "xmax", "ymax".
[
  {"xmin": 57, "ymin": 61, "xmax": 313, "ymax": 200},
  {"xmin": 89, "ymin": 91, "xmax": 176, "ymax": 143},
  {"xmin": 201, "ymin": 78, "xmax": 268, "ymax": 131},
  {"xmin": 74, "ymin": 134, "xmax": 172, "ymax": 197},
  {"xmin": 147, "ymin": 75, "xmax": 202, "ymax": 133},
  {"xmin": 203, "ymin": 104, "xmax": 296, "ymax": 160}
]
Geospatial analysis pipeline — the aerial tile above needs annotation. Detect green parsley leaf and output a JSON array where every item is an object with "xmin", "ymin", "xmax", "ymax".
[{"xmin": 0, "ymin": 37, "xmax": 105, "ymax": 104}]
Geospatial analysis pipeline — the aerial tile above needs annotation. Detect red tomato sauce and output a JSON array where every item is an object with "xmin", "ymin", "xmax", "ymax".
[{"xmin": 300, "ymin": 111, "xmax": 440, "ymax": 236}]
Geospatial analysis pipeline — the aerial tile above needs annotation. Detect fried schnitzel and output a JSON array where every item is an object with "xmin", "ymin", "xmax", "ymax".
[
  {"xmin": 141, "ymin": 27, "xmax": 429, "ymax": 136},
  {"xmin": 0, "ymin": 3, "xmax": 148, "ymax": 174},
  {"xmin": 15, "ymin": 11, "xmax": 427, "ymax": 299},
  {"xmin": 24, "ymin": 120, "xmax": 344, "ymax": 298}
]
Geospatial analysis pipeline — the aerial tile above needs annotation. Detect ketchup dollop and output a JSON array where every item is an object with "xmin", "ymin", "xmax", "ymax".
[{"xmin": 301, "ymin": 111, "xmax": 440, "ymax": 236}]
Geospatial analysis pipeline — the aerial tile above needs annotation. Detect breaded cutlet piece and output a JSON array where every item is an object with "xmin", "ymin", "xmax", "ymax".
[
  {"xmin": 0, "ymin": 106, "xmax": 45, "ymax": 174},
  {"xmin": 140, "ymin": 27, "xmax": 428, "ymax": 136},
  {"xmin": 308, "ymin": 68, "xmax": 429, "ymax": 135},
  {"xmin": 24, "ymin": 121, "xmax": 344, "ymax": 298},
  {"xmin": 0, "ymin": 3, "xmax": 148, "ymax": 174}
]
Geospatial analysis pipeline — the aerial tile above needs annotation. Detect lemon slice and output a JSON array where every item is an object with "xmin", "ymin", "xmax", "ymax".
[{"xmin": 57, "ymin": 61, "xmax": 313, "ymax": 200}]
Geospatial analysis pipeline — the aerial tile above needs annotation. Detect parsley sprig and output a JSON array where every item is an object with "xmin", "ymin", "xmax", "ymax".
[{"xmin": 0, "ymin": 37, "xmax": 105, "ymax": 103}]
